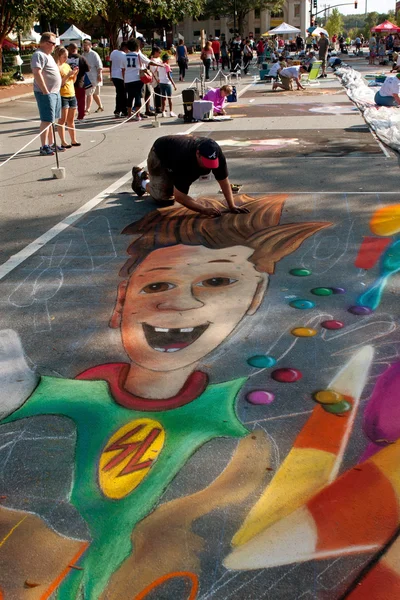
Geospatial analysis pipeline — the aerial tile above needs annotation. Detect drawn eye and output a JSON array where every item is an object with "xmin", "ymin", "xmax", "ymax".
[
  {"xmin": 196, "ymin": 278, "xmax": 238, "ymax": 288},
  {"xmin": 140, "ymin": 282, "xmax": 176, "ymax": 294}
]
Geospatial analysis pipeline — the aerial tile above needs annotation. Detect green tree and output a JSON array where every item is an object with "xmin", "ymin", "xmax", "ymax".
[
  {"xmin": 0, "ymin": 0, "xmax": 36, "ymax": 75},
  {"xmin": 325, "ymin": 8, "xmax": 343, "ymax": 37},
  {"xmin": 204, "ymin": 0, "xmax": 284, "ymax": 38},
  {"xmin": 363, "ymin": 11, "xmax": 379, "ymax": 39},
  {"xmin": 99, "ymin": 0, "xmax": 206, "ymax": 49},
  {"xmin": 0, "ymin": 0, "xmax": 105, "ymax": 76}
]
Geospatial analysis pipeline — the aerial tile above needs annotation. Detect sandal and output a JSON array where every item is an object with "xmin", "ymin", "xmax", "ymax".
[
  {"xmin": 61, "ymin": 144, "xmax": 72, "ymax": 149},
  {"xmin": 71, "ymin": 142, "xmax": 81, "ymax": 146},
  {"xmin": 95, "ymin": 106, "xmax": 104, "ymax": 113}
]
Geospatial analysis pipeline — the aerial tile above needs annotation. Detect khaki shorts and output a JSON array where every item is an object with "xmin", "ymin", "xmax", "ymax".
[
  {"xmin": 86, "ymin": 85, "xmax": 101, "ymax": 96},
  {"xmin": 280, "ymin": 75, "xmax": 293, "ymax": 90},
  {"xmin": 147, "ymin": 147, "xmax": 174, "ymax": 202}
]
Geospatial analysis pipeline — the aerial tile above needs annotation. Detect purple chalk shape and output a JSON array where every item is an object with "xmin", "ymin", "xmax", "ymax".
[
  {"xmin": 246, "ymin": 390, "xmax": 275, "ymax": 405},
  {"xmin": 360, "ymin": 361, "xmax": 400, "ymax": 462},
  {"xmin": 348, "ymin": 305, "xmax": 373, "ymax": 315},
  {"xmin": 331, "ymin": 287, "xmax": 346, "ymax": 294}
]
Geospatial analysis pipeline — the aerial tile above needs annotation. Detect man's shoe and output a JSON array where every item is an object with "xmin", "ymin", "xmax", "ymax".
[{"xmin": 131, "ymin": 166, "xmax": 145, "ymax": 197}]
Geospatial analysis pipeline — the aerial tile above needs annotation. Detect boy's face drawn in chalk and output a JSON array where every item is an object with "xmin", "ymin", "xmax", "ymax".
[{"xmin": 113, "ymin": 244, "xmax": 268, "ymax": 372}]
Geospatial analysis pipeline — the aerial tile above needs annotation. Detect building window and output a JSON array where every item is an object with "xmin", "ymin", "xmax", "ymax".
[
  {"xmin": 270, "ymin": 9, "xmax": 284, "ymax": 17},
  {"xmin": 215, "ymin": 29, "xmax": 220, "ymax": 36},
  {"xmin": 254, "ymin": 8, "xmax": 261, "ymax": 18},
  {"xmin": 294, "ymin": 4, "xmax": 300, "ymax": 17},
  {"xmin": 193, "ymin": 30, "xmax": 200, "ymax": 37},
  {"xmin": 255, "ymin": 27, "xmax": 261, "ymax": 34}
]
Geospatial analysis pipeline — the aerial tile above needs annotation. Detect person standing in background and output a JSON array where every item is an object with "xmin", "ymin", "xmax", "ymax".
[
  {"xmin": 211, "ymin": 36, "xmax": 220, "ymax": 70},
  {"xmin": 82, "ymin": 39, "xmax": 104, "ymax": 114},
  {"xmin": 159, "ymin": 53, "xmax": 177, "ymax": 118},
  {"xmin": 369, "ymin": 34, "xmax": 377, "ymax": 65},
  {"xmin": 54, "ymin": 46, "xmax": 80, "ymax": 148},
  {"xmin": 176, "ymin": 39, "xmax": 188, "ymax": 81},
  {"xmin": 31, "ymin": 31, "xmax": 62, "ymax": 156},
  {"xmin": 201, "ymin": 41, "xmax": 215, "ymax": 81},
  {"xmin": 243, "ymin": 39, "xmax": 253, "ymax": 74},
  {"xmin": 109, "ymin": 42, "xmax": 128, "ymax": 118},
  {"xmin": 138, "ymin": 37, "xmax": 155, "ymax": 118},
  {"xmin": 221, "ymin": 40, "xmax": 230, "ymax": 70},
  {"xmin": 149, "ymin": 46, "xmax": 163, "ymax": 113},
  {"xmin": 67, "ymin": 43, "xmax": 89, "ymax": 121},
  {"xmin": 317, "ymin": 32, "xmax": 329, "ymax": 78}
]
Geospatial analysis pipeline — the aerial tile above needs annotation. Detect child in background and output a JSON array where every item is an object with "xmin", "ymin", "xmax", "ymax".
[{"xmin": 159, "ymin": 53, "xmax": 177, "ymax": 118}]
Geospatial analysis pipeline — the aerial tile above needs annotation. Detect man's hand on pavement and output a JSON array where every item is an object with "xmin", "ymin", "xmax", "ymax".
[
  {"xmin": 202, "ymin": 205, "xmax": 222, "ymax": 217},
  {"xmin": 230, "ymin": 205, "xmax": 250, "ymax": 214}
]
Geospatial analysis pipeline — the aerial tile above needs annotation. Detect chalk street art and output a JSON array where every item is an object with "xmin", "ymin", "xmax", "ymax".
[{"xmin": 1, "ymin": 195, "xmax": 400, "ymax": 599}]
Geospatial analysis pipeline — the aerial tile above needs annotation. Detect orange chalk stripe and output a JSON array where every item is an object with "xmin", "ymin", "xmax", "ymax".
[{"xmin": 133, "ymin": 572, "xmax": 199, "ymax": 600}]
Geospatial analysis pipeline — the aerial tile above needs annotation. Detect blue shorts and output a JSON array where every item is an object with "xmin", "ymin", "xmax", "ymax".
[
  {"xmin": 61, "ymin": 95, "xmax": 77, "ymax": 109},
  {"xmin": 375, "ymin": 91, "xmax": 397, "ymax": 106},
  {"xmin": 160, "ymin": 83, "xmax": 172, "ymax": 97},
  {"xmin": 34, "ymin": 91, "xmax": 61, "ymax": 122}
]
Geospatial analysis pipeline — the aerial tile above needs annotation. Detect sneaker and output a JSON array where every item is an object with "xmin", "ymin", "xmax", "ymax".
[
  {"xmin": 131, "ymin": 166, "xmax": 145, "ymax": 197},
  {"xmin": 51, "ymin": 144, "xmax": 66, "ymax": 152},
  {"xmin": 40, "ymin": 145, "xmax": 54, "ymax": 156},
  {"xmin": 141, "ymin": 113, "xmax": 149, "ymax": 119},
  {"xmin": 162, "ymin": 111, "xmax": 167, "ymax": 118},
  {"xmin": 170, "ymin": 111, "xmax": 177, "ymax": 117}
]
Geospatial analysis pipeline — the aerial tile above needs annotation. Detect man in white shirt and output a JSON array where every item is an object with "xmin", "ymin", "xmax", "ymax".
[
  {"xmin": 122, "ymin": 38, "xmax": 165, "ymax": 121},
  {"xmin": 31, "ymin": 31, "xmax": 62, "ymax": 156},
  {"xmin": 82, "ymin": 39, "xmax": 104, "ymax": 114},
  {"xmin": 110, "ymin": 42, "xmax": 129, "ymax": 118},
  {"xmin": 272, "ymin": 64, "xmax": 308, "ymax": 91},
  {"xmin": 375, "ymin": 74, "xmax": 400, "ymax": 107}
]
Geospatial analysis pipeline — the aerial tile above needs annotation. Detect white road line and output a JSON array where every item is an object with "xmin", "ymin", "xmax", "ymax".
[{"xmin": 0, "ymin": 80, "xmax": 255, "ymax": 281}]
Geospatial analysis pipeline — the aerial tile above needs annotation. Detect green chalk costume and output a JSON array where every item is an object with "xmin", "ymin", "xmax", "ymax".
[{"xmin": 1, "ymin": 363, "xmax": 248, "ymax": 599}]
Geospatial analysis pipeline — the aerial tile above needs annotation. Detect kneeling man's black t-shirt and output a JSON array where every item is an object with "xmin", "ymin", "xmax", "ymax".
[{"xmin": 152, "ymin": 135, "xmax": 228, "ymax": 194}]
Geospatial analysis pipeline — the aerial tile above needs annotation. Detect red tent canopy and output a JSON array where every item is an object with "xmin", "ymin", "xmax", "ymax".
[
  {"xmin": 2, "ymin": 39, "xmax": 18, "ymax": 49},
  {"xmin": 371, "ymin": 20, "xmax": 400, "ymax": 33}
]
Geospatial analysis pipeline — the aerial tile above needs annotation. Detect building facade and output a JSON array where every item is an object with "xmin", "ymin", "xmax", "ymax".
[{"xmin": 176, "ymin": 0, "xmax": 311, "ymax": 45}]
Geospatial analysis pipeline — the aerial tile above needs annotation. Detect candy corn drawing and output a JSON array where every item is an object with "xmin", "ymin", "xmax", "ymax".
[
  {"xmin": 224, "ymin": 436, "xmax": 400, "ymax": 570},
  {"xmin": 231, "ymin": 346, "xmax": 374, "ymax": 548}
]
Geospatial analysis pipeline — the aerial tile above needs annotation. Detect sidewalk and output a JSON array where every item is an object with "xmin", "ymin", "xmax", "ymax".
[{"xmin": 0, "ymin": 79, "xmax": 34, "ymax": 103}]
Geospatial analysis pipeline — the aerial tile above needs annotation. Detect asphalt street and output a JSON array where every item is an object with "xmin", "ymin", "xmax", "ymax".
[{"xmin": 1, "ymin": 56, "xmax": 400, "ymax": 600}]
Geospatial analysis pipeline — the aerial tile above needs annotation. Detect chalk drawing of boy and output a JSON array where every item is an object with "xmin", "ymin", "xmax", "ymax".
[{"xmin": 0, "ymin": 195, "xmax": 329, "ymax": 599}]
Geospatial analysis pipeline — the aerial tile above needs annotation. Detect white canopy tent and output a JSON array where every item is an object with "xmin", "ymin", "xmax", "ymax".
[
  {"xmin": 265, "ymin": 22, "xmax": 301, "ymax": 36},
  {"xmin": 10, "ymin": 28, "xmax": 41, "ymax": 45},
  {"xmin": 59, "ymin": 25, "xmax": 91, "ymax": 47},
  {"xmin": 310, "ymin": 27, "xmax": 329, "ymax": 37}
]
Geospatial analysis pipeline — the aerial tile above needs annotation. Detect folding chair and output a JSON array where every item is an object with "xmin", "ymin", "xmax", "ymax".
[{"xmin": 302, "ymin": 60, "xmax": 322, "ymax": 86}]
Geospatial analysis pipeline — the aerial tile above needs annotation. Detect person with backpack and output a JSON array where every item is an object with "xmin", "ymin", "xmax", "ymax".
[
  {"xmin": 66, "ymin": 43, "xmax": 90, "ymax": 121},
  {"xmin": 176, "ymin": 39, "xmax": 188, "ymax": 81}
]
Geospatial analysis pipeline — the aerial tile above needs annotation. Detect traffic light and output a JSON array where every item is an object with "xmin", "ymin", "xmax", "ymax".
[
  {"xmin": 313, "ymin": 0, "xmax": 317, "ymax": 8},
  {"xmin": 354, "ymin": 0, "xmax": 358, "ymax": 7}
]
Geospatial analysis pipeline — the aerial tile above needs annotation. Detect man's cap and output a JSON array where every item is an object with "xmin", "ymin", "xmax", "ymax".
[{"xmin": 198, "ymin": 139, "xmax": 220, "ymax": 169}]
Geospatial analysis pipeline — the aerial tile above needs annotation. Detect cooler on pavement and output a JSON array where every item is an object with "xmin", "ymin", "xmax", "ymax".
[
  {"xmin": 182, "ymin": 88, "xmax": 199, "ymax": 123},
  {"xmin": 193, "ymin": 100, "xmax": 214, "ymax": 120}
]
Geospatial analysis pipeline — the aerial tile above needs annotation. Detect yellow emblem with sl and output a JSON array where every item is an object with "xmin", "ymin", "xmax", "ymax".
[{"xmin": 99, "ymin": 418, "xmax": 165, "ymax": 499}]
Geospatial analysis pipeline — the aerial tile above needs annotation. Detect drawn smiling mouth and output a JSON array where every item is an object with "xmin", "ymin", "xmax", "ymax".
[{"xmin": 142, "ymin": 323, "xmax": 209, "ymax": 352}]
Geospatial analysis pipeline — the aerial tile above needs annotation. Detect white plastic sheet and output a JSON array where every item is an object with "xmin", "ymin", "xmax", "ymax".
[{"xmin": 336, "ymin": 66, "xmax": 400, "ymax": 152}]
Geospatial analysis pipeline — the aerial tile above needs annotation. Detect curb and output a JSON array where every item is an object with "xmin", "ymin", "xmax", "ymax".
[{"xmin": 0, "ymin": 91, "xmax": 34, "ymax": 104}]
